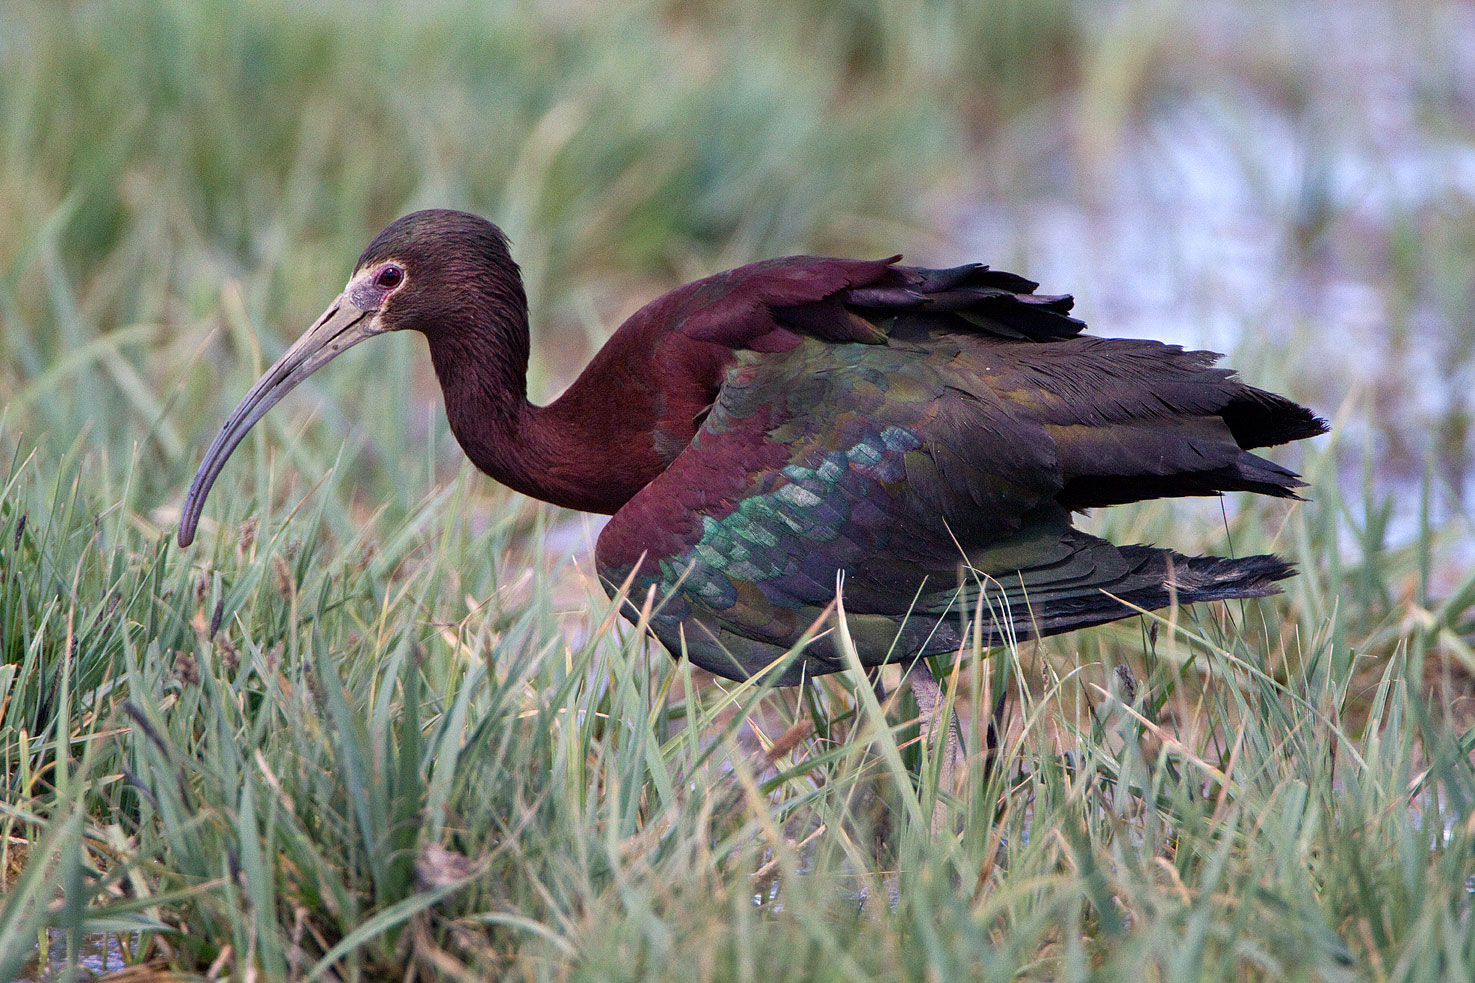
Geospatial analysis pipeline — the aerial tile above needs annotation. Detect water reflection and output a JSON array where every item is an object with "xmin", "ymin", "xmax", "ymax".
[
  {"xmin": 955, "ymin": 0, "xmax": 1475, "ymax": 551},
  {"xmin": 16, "ymin": 931, "xmax": 126, "ymax": 983}
]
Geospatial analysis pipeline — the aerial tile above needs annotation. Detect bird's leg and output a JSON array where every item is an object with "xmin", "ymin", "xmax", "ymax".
[
  {"xmin": 982, "ymin": 683, "xmax": 1008, "ymax": 781},
  {"xmin": 907, "ymin": 658, "xmax": 966, "ymax": 835},
  {"xmin": 865, "ymin": 666, "xmax": 889, "ymax": 707}
]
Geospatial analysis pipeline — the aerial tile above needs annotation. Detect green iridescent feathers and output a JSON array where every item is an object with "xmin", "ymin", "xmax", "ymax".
[{"xmin": 596, "ymin": 257, "xmax": 1323, "ymax": 682}]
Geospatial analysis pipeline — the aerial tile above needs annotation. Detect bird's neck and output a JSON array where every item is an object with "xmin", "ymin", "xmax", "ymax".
[{"xmin": 425, "ymin": 314, "xmax": 668, "ymax": 515}]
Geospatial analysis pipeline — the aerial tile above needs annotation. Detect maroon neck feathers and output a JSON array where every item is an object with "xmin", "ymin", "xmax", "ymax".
[
  {"xmin": 348, "ymin": 208, "xmax": 689, "ymax": 515},
  {"xmin": 424, "ymin": 305, "xmax": 668, "ymax": 515}
]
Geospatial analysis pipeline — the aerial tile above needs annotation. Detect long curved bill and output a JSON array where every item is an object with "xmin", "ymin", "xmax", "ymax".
[{"xmin": 177, "ymin": 294, "xmax": 387, "ymax": 546}]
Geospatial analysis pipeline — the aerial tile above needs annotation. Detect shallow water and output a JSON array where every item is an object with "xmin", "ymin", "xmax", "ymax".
[
  {"xmin": 15, "ymin": 931, "xmax": 127, "ymax": 982},
  {"xmin": 953, "ymin": 0, "xmax": 1475, "ymax": 549}
]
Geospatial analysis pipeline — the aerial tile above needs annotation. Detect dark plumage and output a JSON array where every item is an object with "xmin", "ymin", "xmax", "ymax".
[{"xmin": 180, "ymin": 209, "xmax": 1326, "ymax": 688}]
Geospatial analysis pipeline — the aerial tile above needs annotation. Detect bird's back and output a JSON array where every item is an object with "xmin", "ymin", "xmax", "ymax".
[{"xmin": 594, "ymin": 261, "xmax": 1324, "ymax": 682}]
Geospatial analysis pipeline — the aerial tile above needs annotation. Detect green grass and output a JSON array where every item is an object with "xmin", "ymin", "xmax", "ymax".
[
  {"xmin": 4, "ymin": 405, "xmax": 1474, "ymax": 981},
  {"xmin": 3, "ymin": 0, "xmax": 1475, "ymax": 979}
]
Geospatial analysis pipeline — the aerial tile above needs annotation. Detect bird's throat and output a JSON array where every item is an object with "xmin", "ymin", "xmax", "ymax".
[{"xmin": 425, "ymin": 322, "xmax": 667, "ymax": 515}]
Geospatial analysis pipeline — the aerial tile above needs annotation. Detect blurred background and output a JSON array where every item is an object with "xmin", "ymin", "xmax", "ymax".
[
  {"xmin": 2, "ymin": 0, "xmax": 1472, "ymax": 556},
  {"xmin": 4, "ymin": 2, "xmax": 1474, "ymax": 975}
]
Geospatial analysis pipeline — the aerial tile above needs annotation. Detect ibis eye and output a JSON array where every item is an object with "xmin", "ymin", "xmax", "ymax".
[{"xmin": 375, "ymin": 265, "xmax": 404, "ymax": 289}]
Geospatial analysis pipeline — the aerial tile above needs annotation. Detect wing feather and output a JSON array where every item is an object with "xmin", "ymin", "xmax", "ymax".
[{"xmin": 593, "ymin": 258, "xmax": 1321, "ymax": 682}]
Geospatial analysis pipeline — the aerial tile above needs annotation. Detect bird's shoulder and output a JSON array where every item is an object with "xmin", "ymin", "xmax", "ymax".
[
  {"xmin": 614, "ymin": 253, "xmax": 1084, "ymax": 358},
  {"xmin": 590, "ymin": 252, "xmax": 1099, "ymax": 573},
  {"xmin": 593, "ymin": 331, "xmax": 1058, "ymax": 580}
]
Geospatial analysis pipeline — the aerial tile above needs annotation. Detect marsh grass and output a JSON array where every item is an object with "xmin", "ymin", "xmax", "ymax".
[
  {"xmin": 4, "ymin": 0, "xmax": 1475, "ymax": 978},
  {"xmin": 3, "ymin": 417, "xmax": 1474, "ymax": 981}
]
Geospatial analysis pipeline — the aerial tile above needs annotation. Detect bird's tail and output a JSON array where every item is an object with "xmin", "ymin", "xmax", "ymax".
[
  {"xmin": 959, "ymin": 543, "xmax": 1295, "ymax": 646},
  {"xmin": 1101, "ymin": 547, "xmax": 1293, "ymax": 612}
]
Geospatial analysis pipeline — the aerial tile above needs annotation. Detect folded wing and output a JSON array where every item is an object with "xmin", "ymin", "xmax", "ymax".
[{"xmin": 596, "ymin": 257, "xmax": 1324, "ymax": 682}]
